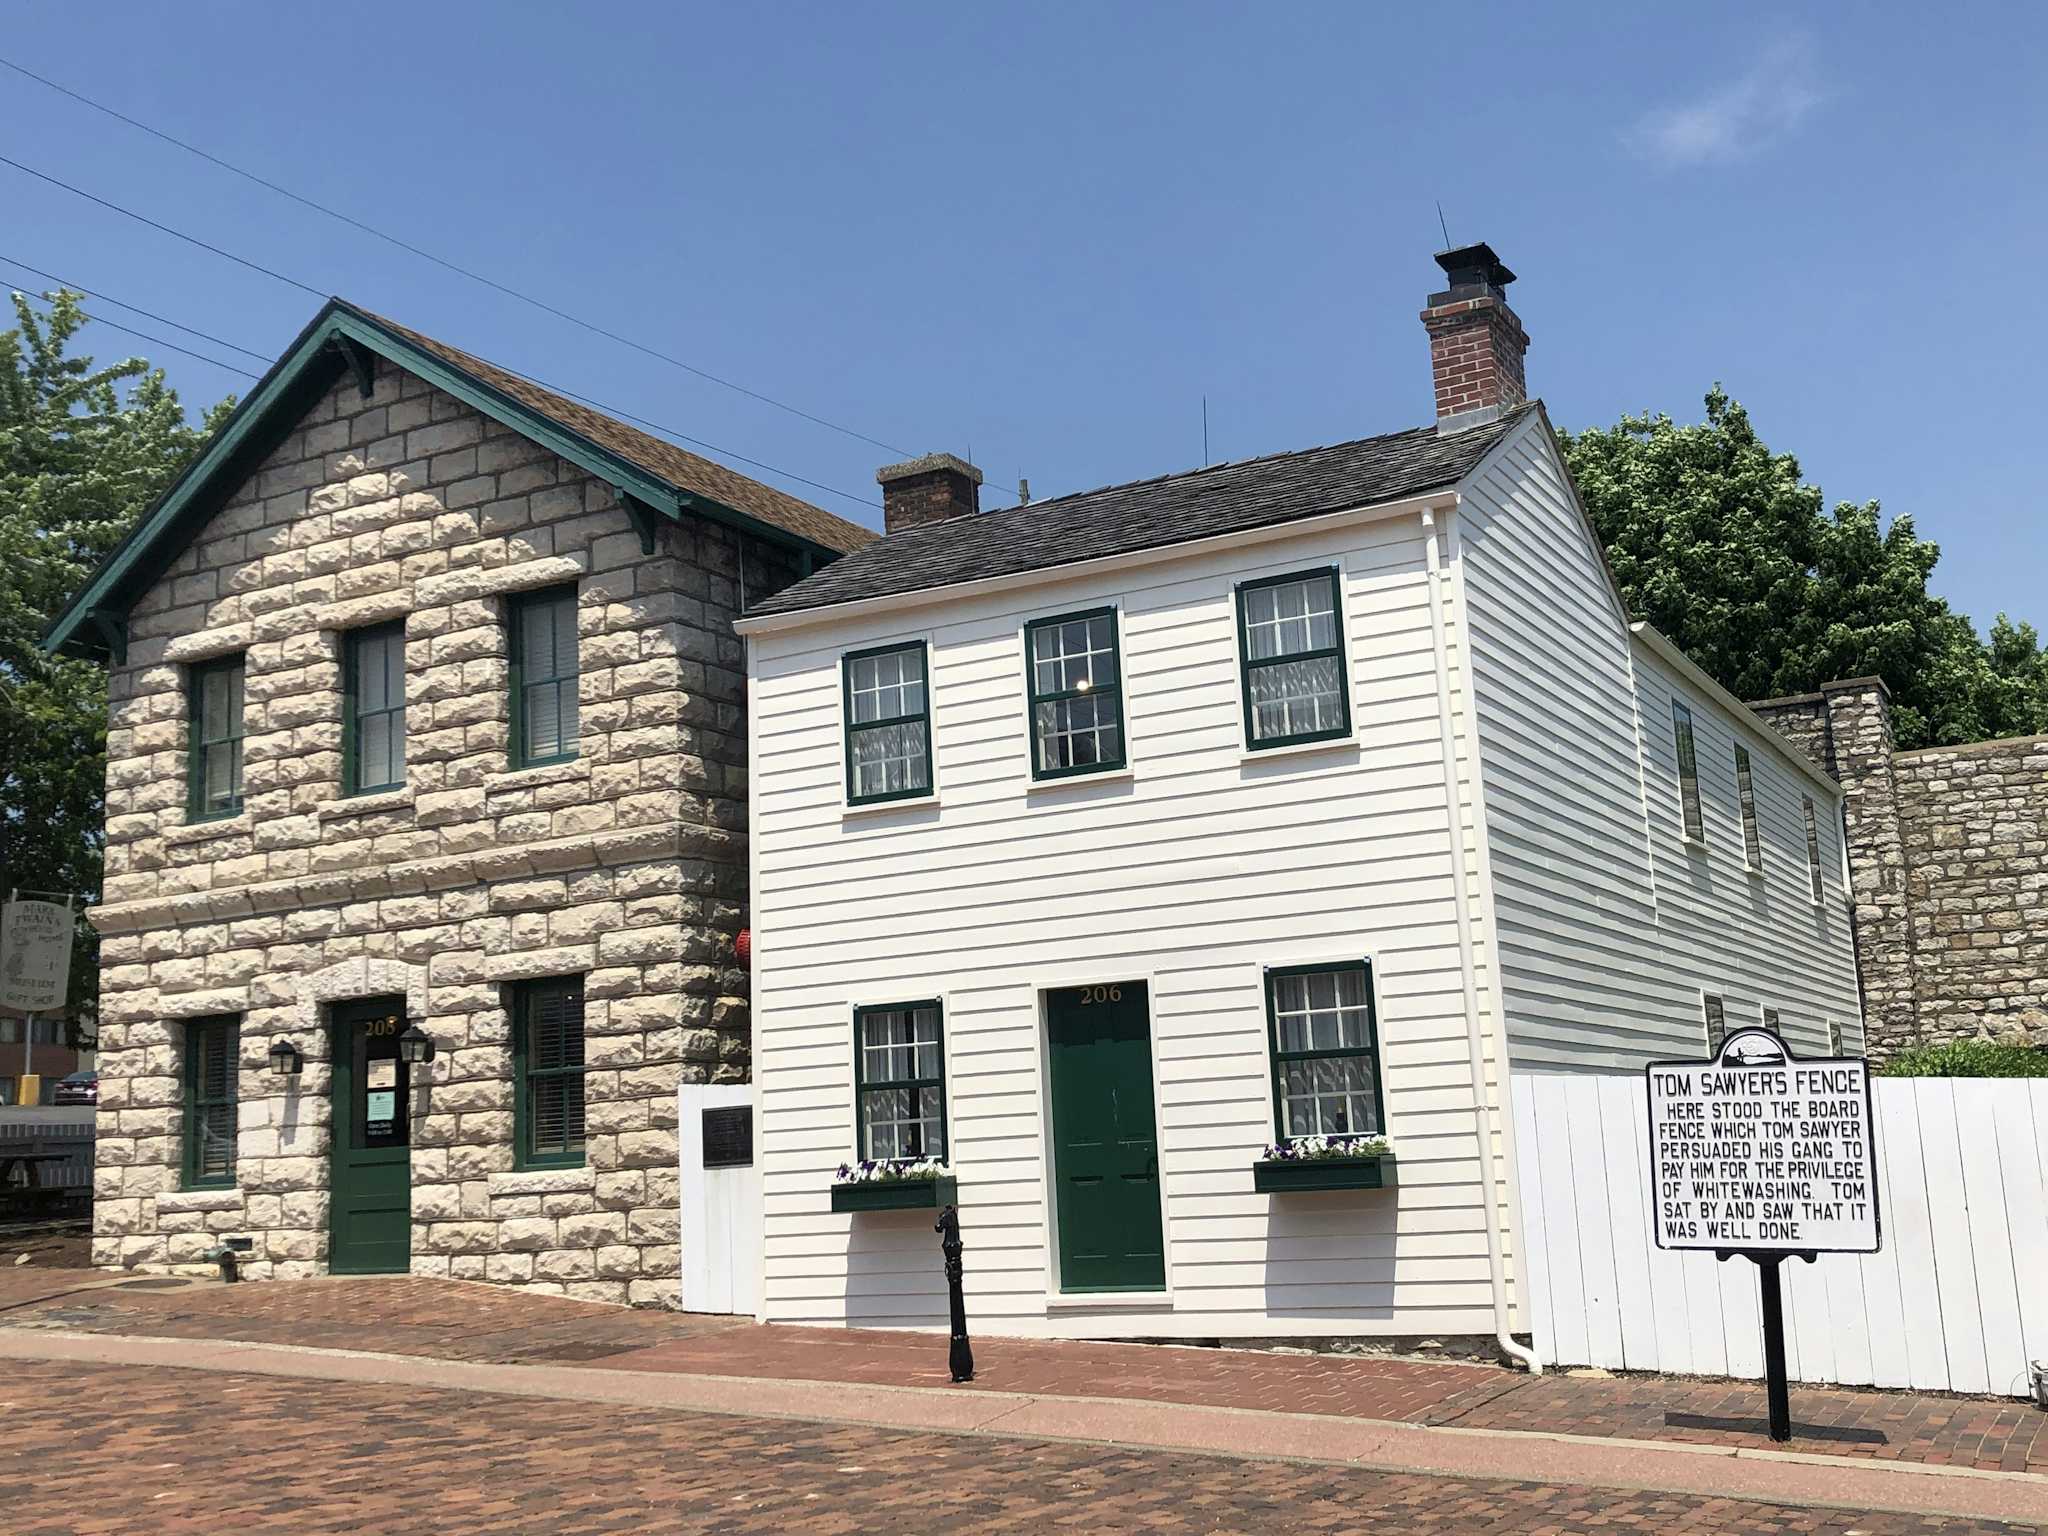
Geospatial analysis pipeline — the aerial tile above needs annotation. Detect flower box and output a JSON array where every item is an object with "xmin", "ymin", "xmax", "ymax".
[
  {"xmin": 1253, "ymin": 1156, "xmax": 1395, "ymax": 1193},
  {"xmin": 830, "ymin": 1174, "xmax": 957, "ymax": 1212}
]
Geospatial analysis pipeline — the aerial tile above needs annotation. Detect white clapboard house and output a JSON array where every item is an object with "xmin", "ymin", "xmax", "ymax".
[{"xmin": 735, "ymin": 244, "xmax": 1865, "ymax": 1344}]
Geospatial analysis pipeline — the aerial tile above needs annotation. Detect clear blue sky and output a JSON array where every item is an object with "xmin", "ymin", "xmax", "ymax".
[{"xmin": 6, "ymin": 3, "xmax": 2043, "ymax": 631}]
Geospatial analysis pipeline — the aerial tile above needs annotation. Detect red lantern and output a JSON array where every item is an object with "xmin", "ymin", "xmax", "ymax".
[{"xmin": 735, "ymin": 927, "xmax": 752, "ymax": 964}]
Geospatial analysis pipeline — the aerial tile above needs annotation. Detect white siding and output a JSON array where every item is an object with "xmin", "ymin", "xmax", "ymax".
[
  {"xmin": 748, "ymin": 512, "xmax": 1510, "ymax": 1339},
  {"xmin": 1457, "ymin": 417, "xmax": 1863, "ymax": 1071}
]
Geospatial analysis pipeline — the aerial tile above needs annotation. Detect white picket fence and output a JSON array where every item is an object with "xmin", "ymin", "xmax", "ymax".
[{"xmin": 1509, "ymin": 1071, "xmax": 2048, "ymax": 1398}]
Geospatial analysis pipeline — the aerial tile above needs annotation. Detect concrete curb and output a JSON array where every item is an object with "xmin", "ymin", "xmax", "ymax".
[{"xmin": 5, "ymin": 1330, "xmax": 2044, "ymax": 1526}]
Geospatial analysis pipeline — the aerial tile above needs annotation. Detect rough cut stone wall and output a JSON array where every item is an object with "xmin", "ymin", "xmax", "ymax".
[
  {"xmin": 1753, "ymin": 679, "xmax": 2047, "ymax": 1056},
  {"xmin": 89, "ymin": 353, "xmax": 784, "ymax": 1302}
]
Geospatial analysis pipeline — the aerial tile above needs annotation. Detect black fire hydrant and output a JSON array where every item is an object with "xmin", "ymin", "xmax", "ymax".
[{"xmin": 935, "ymin": 1204, "xmax": 973, "ymax": 1383}]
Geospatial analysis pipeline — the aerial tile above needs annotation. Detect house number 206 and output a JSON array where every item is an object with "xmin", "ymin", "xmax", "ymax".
[{"xmin": 1076, "ymin": 985, "xmax": 1122, "ymax": 1004}]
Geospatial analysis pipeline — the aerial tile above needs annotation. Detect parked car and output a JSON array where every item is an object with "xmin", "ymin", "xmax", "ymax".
[{"xmin": 52, "ymin": 1071, "xmax": 98, "ymax": 1107}]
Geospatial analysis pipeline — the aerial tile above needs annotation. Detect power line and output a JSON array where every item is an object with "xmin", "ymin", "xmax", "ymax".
[
  {"xmin": 0, "ymin": 54, "xmax": 915, "ymax": 460},
  {"xmin": 1, "ymin": 256, "xmax": 879, "ymax": 509}
]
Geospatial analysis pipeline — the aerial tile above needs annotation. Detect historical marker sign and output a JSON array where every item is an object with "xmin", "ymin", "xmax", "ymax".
[
  {"xmin": 1647, "ymin": 1028, "xmax": 1880, "ymax": 1255},
  {"xmin": 0, "ymin": 899, "xmax": 75, "ymax": 1015}
]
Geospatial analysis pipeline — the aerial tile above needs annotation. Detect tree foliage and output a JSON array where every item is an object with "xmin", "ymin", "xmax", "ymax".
[
  {"xmin": 1558, "ymin": 388, "xmax": 2048, "ymax": 748},
  {"xmin": 0, "ymin": 290, "xmax": 232, "ymax": 1028}
]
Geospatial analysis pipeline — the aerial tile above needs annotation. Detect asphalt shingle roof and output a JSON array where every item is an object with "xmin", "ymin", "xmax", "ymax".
[{"xmin": 750, "ymin": 404, "xmax": 1535, "ymax": 617}]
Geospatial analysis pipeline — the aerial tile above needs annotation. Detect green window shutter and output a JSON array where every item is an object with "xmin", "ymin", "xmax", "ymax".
[
  {"xmin": 1236, "ymin": 569, "xmax": 1351, "ymax": 750},
  {"xmin": 1671, "ymin": 701, "xmax": 1704, "ymax": 843},
  {"xmin": 509, "ymin": 587, "xmax": 581, "ymax": 769},
  {"xmin": 852, "ymin": 1002, "xmax": 946, "ymax": 1162},
  {"xmin": 187, "ymin": 656, "xmax": 247, "ymax": 821},
  {"xmin": 842, "ymin": 641, "xmax": 932, "ymax": 804},
  {"xmin": 181, "ymin": 1016, "xmax": 239, "ymax": 1189},
  {"xmin": 1024, "ymin": 608, "xmax": 1126, "ymax": 779},
  {"xmin": 514, "ymin": 977, "xmax": 587, "ymax": 1168},
  {"xmin": 344, "ymin": 623, "xmax": 408, "ymax": 795},
  {"xmin": 1265, "ymin": 962, "xmax": 1385, "ymax": 1141}
]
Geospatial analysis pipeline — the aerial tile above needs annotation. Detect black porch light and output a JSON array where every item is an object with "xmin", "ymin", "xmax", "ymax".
[
  {"xmin": 267, "ymin": 1038, "xmax": 303, "ymax": 1076},
  {"xmin": 397, "ymin": 1022, "xmax": 437, "ymax": 1066}
]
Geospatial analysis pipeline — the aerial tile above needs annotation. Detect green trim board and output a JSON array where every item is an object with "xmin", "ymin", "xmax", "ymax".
[
  {"xmin": 180, "ymin": 1015, "xmax": 238, "ymax": 1190},
  {"xmin": 512, "ymin": 976, "xmax": 588, "ymax": 1169},
  {"xmin": 851, "ymin": 1000, "xmax": 947, "ymax": 1161},
  {"xmin": 342, "ymin": 622, "xmax": 407, "ymax": 795},
  {"xmin": 42, "ymin": 299, "xmax": 849, "ymax": 663},
  {"xmin": 185, "ymin": 654, "xmax": 246, "ymax": 822},
  {"xmin": 508, "ymin": 586, "xmax": 581, "ymax": 769},
  {"xmin": 1264, "ymin": 960, "xmax": 1388, "ymax": 1144},
  {"xmin": 1252, "ymin": 1156, "xmax": 1395, "ymax": 1193},
  {"xmin": 1023, "ymin": 606, "xmax": 1126, "ymax": 780},
  {"xmin": 842, "ymin": 640, "xmax": 932, "ymax": 805},
  {"xmin": 1235, "ymin": 566, "xmax": 1352, "ymax": 750},
  {"xmin": 830, "ymin": 1175, "xmax": 957, "ymax": 1213}
]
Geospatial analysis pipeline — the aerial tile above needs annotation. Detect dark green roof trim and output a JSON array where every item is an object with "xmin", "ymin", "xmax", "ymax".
[{"xmin": 44, "ymin": 299, "xmax": 845, "ymax": 662}]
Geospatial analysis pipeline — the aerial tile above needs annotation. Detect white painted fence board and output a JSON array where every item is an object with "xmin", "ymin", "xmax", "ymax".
[
  {"xmin": 678, "ymin": 1083, "xmax": 764, "ymax": 1316},
  {"xmin": 1512, "ymin": 1072, "xmax": 2045, "ymax": 1398}
]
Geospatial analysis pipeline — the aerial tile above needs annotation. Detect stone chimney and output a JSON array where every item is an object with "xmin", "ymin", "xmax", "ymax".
[
  {"xmin": 1421, "ymin": 242, "xmax": 1529, "ymax": 431},
  {"xmin": 877, "ymin": 452, "xmax": 982, "ymax": 536}
]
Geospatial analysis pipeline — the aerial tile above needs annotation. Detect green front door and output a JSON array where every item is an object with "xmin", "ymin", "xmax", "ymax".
[
  {"xmin": 328, "ymin": 998, "xmax": 412, "ymax": 1274},
  {"xmin": 1046, "ymin": 982, "xmax": 1166, "ymax": 1292}
]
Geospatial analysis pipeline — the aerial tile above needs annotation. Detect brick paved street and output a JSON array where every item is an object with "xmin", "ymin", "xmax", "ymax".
[{"xmin": 1, "ymin": 1359, "xmax": 2035, "ymax": 1536}]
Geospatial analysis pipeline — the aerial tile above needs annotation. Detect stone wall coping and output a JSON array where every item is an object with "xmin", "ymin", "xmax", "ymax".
[
  {"xmin": 486, "ymin": 1166, "xmax": 597, "ymax": 1197},
  {"xmin": 1747, "ymin": 691, "xmax": 1826, "ymax": 711},
  {"xmin": 1820, "ymin": 675, "xmax": 1891, "ymax": 698},
  {"xmin": 317, "ymin": 788, "xmax": 416, "ymax": 821},
  {"xmin": 155, "ymin": 1187, "xmax": 246, "ymax": 1214},
  {"xmin": 161, "ymin": 814, "xmax": 256, "ymax": 848},
  {"xmin": 1893, "ymin": 732, "xmax": 2048, "ymax": 763}
]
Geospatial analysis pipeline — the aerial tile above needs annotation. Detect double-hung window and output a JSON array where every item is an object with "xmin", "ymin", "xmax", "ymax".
[
  {"xmin": 1702, "ymin": 993, "xmax": 1727, "ymax": 1053},
  {"xmin": 512, "ymin": 977, "xmax": 586, "ymax": 1168},
  {"xmin": 853, "ymin": 1002, "xmax": 946, "ymax": 1161},
  {"xmin": 187, "ymin": 655, "xmax": 246, "ymax": 821},
  {"xmin": 1671, "ymin": 700, "xmax": 1704, "ymax": 843},
  {"xmin": 181, "ymin": 1016, "xmax": 238, "ymax": 1189},
  {"xmin": 1237, "ymin": 569, "xmax": 1350, "ymax": 749},
  {"xmin": 1025, "ymin": 608, "xmax": 1125, "ymax": 778},
  {"xmin": 843, "ymin": 641, "xmax": 931, "ymax": 804},
  {"xmin": 344, "ymin": 623, "xmax": 407, "ymax": 795},
  {"xmin": 1762, "ymin": 1006, "xmax": 1780, "ymax": 1031},
  {"xmin": 1266, "ymin": 962, "xmax": 1384, "ymax": 1141},
  {"xmin": 1733, "ymin": 745, "xmax": 1761, "ymax": 869},
  {"xmin": 510, "ymin": 586, "xmax": 579, "ymax": 767},
  {"xmin": 1802, "ymin": 796, "xmax": 1825, "ymax": 901}
]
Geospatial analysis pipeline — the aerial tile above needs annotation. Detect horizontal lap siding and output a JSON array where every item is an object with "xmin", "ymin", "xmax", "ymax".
[
  {"xmin": 1459, "ymin": 426, "xmax": 1862, "ymax": 1073},
  {"xmin": 750, "ymin": 518, "xmax": 1502, "ymax": 1338}
]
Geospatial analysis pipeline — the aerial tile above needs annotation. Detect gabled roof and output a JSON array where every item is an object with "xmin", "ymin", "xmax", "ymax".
[
  {"xmin": 746, "ymin": 404, "xmax": 1536, "ymax": 620},
  {"xmin": 43, "ymin": 298, "xmax": 876, "ymax": 662}
]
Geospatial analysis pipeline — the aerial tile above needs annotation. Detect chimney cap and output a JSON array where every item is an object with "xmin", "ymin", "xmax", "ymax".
[
  {"xmin": 876, "ymin": 451, "xmax": 983, "ymax": 488},
  {"xmin": 1433, "ymin": 242, "xmax": 1516, "ymax": 292}
]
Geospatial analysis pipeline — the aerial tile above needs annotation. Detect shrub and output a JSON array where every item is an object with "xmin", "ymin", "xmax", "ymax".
[{"xmin": 1878, "ymin": 1038, "xmax": 2048, "ymax": 1078}]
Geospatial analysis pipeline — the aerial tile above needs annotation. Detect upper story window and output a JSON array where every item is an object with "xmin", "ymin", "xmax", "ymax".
[
  {"xmin": 1671, "ymin": 700, "xmax": 1704, "ymax": 843},
  {"xmin": 854, "ymin": 1001, "xmax": 946, "ymax": 1160},
  {"xmin": 1733, "ymin": 744, "xmax": 1761, "ymax": 869},
  {"xmin": 1237, "ymin": 569, "xmax": 1350, "ymax": 750},
  {"xmin": 512, "ymin": 976, "xmax": 586, "ymax": 1169},
  {"xmin": 843, "ymin": 641, "xmax": 931, "ymax": 804},
  {"xmin": 1026, "ymin": 608, "xmax": 1125, "ymax": 779},
  {"xmin": 510, "ymin": 586, "xmax": 580, "ymax": 768},
  {"xmin": 1702, "ymin": 993, "xmax": 1726, "ymax": 1052},
  {"xmin": 182, "ymin": 1015, "xmax": 238, "ymax": 1190},
  {"xmin": 187, "ymin": 655, "xmax": 246, "ymax": 821},
  {"xmin": 1802, "ymin": 796, "xmax": 1825, "ymax": 901},
  {"xmin": 1762, "ymin": 1006, "xmax": 1780, "ymax": 1032},
  {"xmin": 1266, "ymin": 962, "xmax": 1383, "ymax": 1140},
  {"xmin": 344, "ymin": 623, "xmax": 407, "ymax": 795}
]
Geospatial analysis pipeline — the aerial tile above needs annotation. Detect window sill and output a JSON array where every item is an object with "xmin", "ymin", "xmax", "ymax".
[
  {"xmin": 1744, "ymin": 861, "xmax": 1765, "ymax": 879},
  {"xmin": 1028, "ymin": 766, "xmax": 1134, "ymax": 793},
  {"xmin": 1045, "ymin": 1290, "xmax": 1173, "ymax": 1311},
  {"xmin": 842, "ymin": 792, "xmax": 939, "ymax": 820},
  {"xmin": 1680, "ymin": 836, "xmax": 1709, "ymax": 854},
  {"xmin": 485, "ymin": 759, "xmax": 587, "ymax": 793},
  {"xmin": 1239, "ymin": 733, "xmax": 1360, "ymax": 765},
  {"xmin": 163, "ymin": 815, "xmax": 253, "ymax": 847},
  {"xmin": 317, "ymin": 788, "xmax": 414, "ymax": 820},
  {"xmin": 160, "ymin": 1186, "xmax": 244, "ymax": 1212}
]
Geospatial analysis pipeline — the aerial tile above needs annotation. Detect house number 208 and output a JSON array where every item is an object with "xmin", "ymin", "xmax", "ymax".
[{"xmin": 1076, "ymin": 985, "xmax": 1122, "ymax": 1004}]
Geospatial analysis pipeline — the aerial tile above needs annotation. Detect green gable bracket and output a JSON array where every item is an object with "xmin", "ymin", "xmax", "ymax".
[
  {"xmin": 619, "ymin": 491, "xmax": 663, "ymax": 556},
  {"xmin": 330, "ymin": 334, "xmax": 376, "ymax": 399},
  {"xmin": 86, "ymin": 610, "xmax": 127, "ymax": 666}
]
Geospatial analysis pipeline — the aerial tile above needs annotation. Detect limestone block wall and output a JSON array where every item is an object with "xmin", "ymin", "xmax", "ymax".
[{"xmin": 88, "ymin": 354, "xmax": 793, "ymax": 1301}]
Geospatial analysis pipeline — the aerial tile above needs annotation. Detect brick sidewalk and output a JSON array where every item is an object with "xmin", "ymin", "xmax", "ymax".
[
  {"xmin": 5, "ymin": 1271, "xmax": 2042, "ymax": 1475},
  {"xmin": 5, "ymin": 1359, "xmax": 2035, "ymax": 1536}
]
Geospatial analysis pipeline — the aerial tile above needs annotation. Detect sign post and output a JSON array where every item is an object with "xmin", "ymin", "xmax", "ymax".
[{"xmin": 1646, "ymin": 1028, "xmax": 1880, "ymax": 1442}]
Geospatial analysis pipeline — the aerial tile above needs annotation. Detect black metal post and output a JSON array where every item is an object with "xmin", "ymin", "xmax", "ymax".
[
  {"xmin": 1756, "ymin": 1255, "xmax": 1790, "ymax": 1442},
  {"xmin": 935, "ymin": 1204, "xmax": 973, "ymax": 1383}
]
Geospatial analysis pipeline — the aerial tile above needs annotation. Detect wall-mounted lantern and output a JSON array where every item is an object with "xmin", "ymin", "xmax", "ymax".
[
  {"xmin": 397, "ymin": 1023, "xmax": 436, "ymax": 1067},
  {"xmin": 267, "ymin": 1038, "xmax": 303, "ymax": 1076}
]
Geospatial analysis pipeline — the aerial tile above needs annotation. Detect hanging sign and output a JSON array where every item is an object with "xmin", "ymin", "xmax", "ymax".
[
  {"xmin": 0, "ymin": 900, "xmax": 76, "ymax": 1014},
  {"xmin": 1646, "ymin": 1028, "xmax": 1879, "ymax": 1255}
]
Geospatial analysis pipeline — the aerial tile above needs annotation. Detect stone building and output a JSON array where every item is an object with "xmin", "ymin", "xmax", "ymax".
[
  {"xmin": 1753, "ymin": 679, "xmax": 2048, "ymax": 1057},
  {"xmin": 42, "ymin": 299, "xmax": 871, "ymax": 1297}
]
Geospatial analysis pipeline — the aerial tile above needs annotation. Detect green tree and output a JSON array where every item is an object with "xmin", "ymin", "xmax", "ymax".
[
  {"xmin": 0, "ymin": 290, "xmax": 232, "ymax": 1031},
  {"xmin": 1558, "ymin": 388, "xmax": 2048, "ymax": 748}
]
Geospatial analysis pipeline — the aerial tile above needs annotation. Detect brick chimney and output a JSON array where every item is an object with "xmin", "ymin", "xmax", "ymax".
[
  {"xmin": 877, "ymin": 452, "xmax": 982, "ymax": 536},
  {"xmin": 1421, "ymin": 242, "xmax": 1529, "ymax": 431}
]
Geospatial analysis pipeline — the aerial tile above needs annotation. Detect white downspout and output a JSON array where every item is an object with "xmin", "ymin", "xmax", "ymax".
[{"xmin": 1419, "ymin": 503, "xmax": 1541, "ymax": 1375}]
